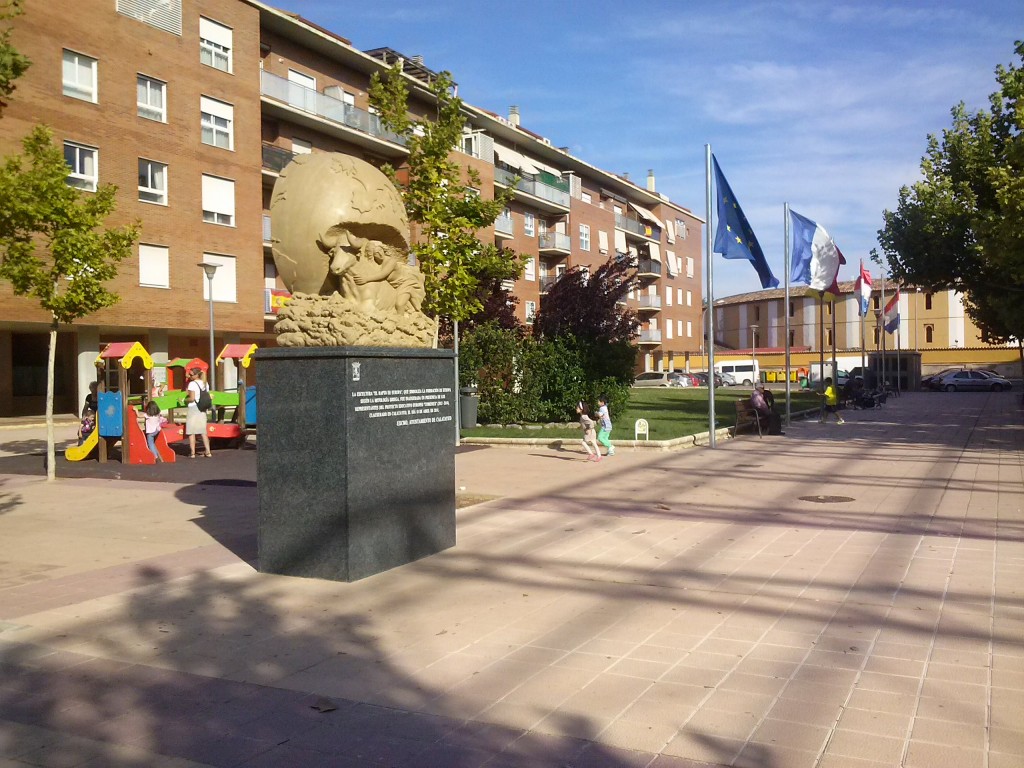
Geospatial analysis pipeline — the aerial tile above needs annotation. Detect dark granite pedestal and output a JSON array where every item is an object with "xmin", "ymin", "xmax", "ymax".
[{"xmin": 255, "ymin": 346, "xmax": 456, "ymax": 582}]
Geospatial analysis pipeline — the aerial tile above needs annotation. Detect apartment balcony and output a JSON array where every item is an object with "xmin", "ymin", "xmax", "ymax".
[
  {"xmin": 638, "ymin": 329, "xmax": 662, "ymax": 345},
  {"xmin": 260, "ymin": 70, "xmax": 407, "ymax": 158},
  {"xmin": 538, "ymin": 231, "xmax": 571, "ymax": 254},
  {"xmin": 636, "ymin": 295, "xmax": 662, "ymax": 312},
  {"xmin": 539, "ymin": 276, "xmax": 559, "ymax": 294},
  {"xmin": 615, "ymin": 213, "xmax": 661, "ymax": 242},
  {"xmin": 494, "ymin": 167, "xmax": 570, "ymax": 213},
  {"xmin": 264, "ymin": 287, "xmax": 292, "ymax": 315},
  {"xmin": 494, "ymin": 213, "xmax": 514, "ymax": 239},
  {"xmin": 262, "ymin": 214, "xmax": 272, "ymax": 244},
  {"xmin": 262, "ymin": 144, "xmax": 295, "ymax": 175},
  {"xmin": 636, "ymin": 259, "xmax": 662, "ymax": 279}
]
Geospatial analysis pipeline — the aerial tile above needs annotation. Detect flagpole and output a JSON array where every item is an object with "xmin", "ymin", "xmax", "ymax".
[
  {"xmin": 818, "ymin": 291, "xmax": 825, "ymax": 420},
  {"xmin": 880, "ymin": 272, "xmax": 887, "ymax": 390},
  {"xmin": 705, "ymin": 145, "xmax": 716, "ymax": 448},
  {"xmin": 783, "ymin": 203, "xmax": 791, "ymax": 427},
  {"xmin": 859, "ymin": 259, "xmax": 866, "ymax": 376},
  {"xmin": 831, "ymin": 295, "xmax": 838, "ymax": 396},
  {"xmin": 896, "ymin": 292, "xmax": 902, "ymax": 394}
]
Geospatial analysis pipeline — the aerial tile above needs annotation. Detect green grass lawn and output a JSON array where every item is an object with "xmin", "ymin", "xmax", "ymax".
[{"xmin": 462, "ymin": 387, "xmax": 820, "ymax": 441}]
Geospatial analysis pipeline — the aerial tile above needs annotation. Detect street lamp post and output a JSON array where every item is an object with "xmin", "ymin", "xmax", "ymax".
[
  {"xmin": 749, "ymin": 324, "xmax": 758, "ymax": 386},
  {"xmin": 197, "ymin": 262, "xmax": 219, "ymax": 393}
]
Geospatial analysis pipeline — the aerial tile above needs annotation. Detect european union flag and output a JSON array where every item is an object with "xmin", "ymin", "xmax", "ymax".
[{"xmin": 712, "ymin": 155, "xmax": 779, "ymax": 289}]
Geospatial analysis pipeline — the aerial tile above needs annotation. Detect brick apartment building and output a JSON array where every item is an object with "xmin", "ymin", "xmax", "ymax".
[{"xmin": 0, "ymin": 0, "xmax": 703, "ymax": 417}]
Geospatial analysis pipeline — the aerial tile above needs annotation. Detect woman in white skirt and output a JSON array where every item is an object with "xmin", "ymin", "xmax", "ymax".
[{"xmin": 186, "ymin": 368, "xmax": 212, "ymax": 458}]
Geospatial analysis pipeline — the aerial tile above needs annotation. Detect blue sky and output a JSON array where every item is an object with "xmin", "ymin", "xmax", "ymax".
[{"xmin": 273, "ymin": 1, "xmax": 1023, "ymax": 298}]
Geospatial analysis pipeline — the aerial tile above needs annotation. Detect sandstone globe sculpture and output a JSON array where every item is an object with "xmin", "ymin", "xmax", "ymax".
[{"xmin": 269, "ymin": 153, "xmax": 433, "ymax": 347}]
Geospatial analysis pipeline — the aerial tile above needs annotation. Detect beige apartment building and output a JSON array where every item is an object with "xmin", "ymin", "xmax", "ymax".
[
  {"xmin": 0, "ymin": 0, "xmax": 703, "ymax": 417},
  {"xmin": 712, "ymin": 280, "xmax": 1020, "ymax": 383}
]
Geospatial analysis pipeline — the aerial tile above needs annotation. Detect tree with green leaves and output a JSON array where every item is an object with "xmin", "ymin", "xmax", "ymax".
[
  {"xmin": 533, "ymin": 254, "xmax": 640, "ymax": 416},
  {"xmin": 877, "ymin": 41, "xmax": 1024, "ymax": 371},
  {"xmin": 0, "ymin": 126, "xmax": 139, "ymax": 479},
  {"xmin": 369, "ymin": 63, "xmax": 524, "ymax": 328},
  {"xmin": 0, "ymin": 0, "xmax": 30, "ymax": 117}
]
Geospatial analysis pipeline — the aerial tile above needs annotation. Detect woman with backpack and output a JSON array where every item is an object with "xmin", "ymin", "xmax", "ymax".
[{"xmin": 186, "ymin": 367, "xmax": 213, "ymax": 458}]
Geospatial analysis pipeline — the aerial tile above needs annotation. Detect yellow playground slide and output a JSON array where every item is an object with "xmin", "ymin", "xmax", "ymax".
[{"xmin": 64, "ymin": 430, "xmax": 98, "ymax": 462}]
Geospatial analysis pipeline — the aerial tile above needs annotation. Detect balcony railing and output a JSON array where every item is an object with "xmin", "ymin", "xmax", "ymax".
[
  {"xmin": 615, "ymin": 213, "xmax": 661, "ymax": 241},
  {"xmin": 637, "ymin": 295, "xmax": 662, "ymax": 311},
  {"xmin": 638, "ymin": 329, "xmax": 662, "ymax": 344},
  {"xmin": 262, "ymin": 214, "xmax": 272, "ymax": 243},
  {"xmin": 260, "ymin": 70, "xmax": 406, "ymax": 147},
  {"xmin": 636, "ymin": 259, "xmax": 662, "ymax": 277},
  {"xmin": 494, "ymin": 213, "xmax": 514, "ymax": 237},
  {"xmin": 538, "ymin": 232, "xmax": 571, "ymax": 252},
  {"xmin": 262, "ymin": 144, "xmax": 295, "ymax": 174},
  {"xmin": 494, "ymin": 167, "xmax": 570, "ymax": 208}
]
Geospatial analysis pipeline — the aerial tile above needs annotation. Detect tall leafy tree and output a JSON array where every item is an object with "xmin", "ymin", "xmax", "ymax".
[
  {"xmin": 0, "ymin": 126, "xmax": 139, "ymax": 479},
  {"xmin": 0, "ymin": 0, "xmax": 30, "ymax": 117},
  {"xmin": 533, "ymin": 254, "xmax": 639, "ymax": 414},
  {"xmin": 369, "ymin": 63, "xmax": 524, "ymax": 327},
  {"xmin": 877, "ymin": 41, "xmax": 1024, "ymax": 367}
]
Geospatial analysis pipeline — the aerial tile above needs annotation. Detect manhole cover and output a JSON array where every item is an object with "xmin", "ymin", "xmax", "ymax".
[{"xmin": 799, "ymin": 495, "xmax": 855, "ymax": 504}]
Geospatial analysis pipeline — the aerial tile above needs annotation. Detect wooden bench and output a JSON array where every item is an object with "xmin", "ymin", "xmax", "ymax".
[{"xmin": 733, "ymin": 399, "xmax": 764, "ymax": 438}]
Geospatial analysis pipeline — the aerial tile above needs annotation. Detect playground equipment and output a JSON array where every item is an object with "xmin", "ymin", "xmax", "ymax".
[
  {"xmin": 65, "ymin": 342, "xmax": 176, "ymax": 464},
  {"xmin": 216, "ymin": 343, "xmax": 258, "ymax": 433}
]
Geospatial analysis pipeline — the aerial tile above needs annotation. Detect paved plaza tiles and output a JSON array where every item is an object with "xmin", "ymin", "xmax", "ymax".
[{"xmin": 0, "ymin": 391, "xmax": 1021, "ymax": 767}]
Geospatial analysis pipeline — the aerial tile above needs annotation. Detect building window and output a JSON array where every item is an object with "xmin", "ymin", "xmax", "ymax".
[
  {"xmin": 666, "ymin": 321, "xmax": 673, "ymax": 340},
  {"xmin": 925, "ymin": 292, "xmax": 933, "ymax": 310},
  {"xmin": 137, "ymin": 75, "xmax": 166, "ymax": 121},
  {"xmin": 664, "ymin": 286, "xmax": 672, "ymax": 306},
  {"xmin": 63, "ymin": 141, "xmax": 97, "ymax": 191},
  {"xmin": 581, "ymin": 191, "xmax": 592, "ymax": 204},
  {"xmin": 789, "ymin": 300, "xmax": 795, "ymax": 317},
  {"xmin": 685, "ymin": 256, "xmax": 694, "ymax": 278},
  {"xmin": 525, "ymin": 300, "xmax": 536, "ymax": 324},
  {"xmin": 789, "ymin": 330, "xmax": 795, "ymax": 347},
  {"xmin": 873, "ymin": 327, "xmax": 881, "ymax": 345},
  {"xmin": 685, "ymin": 320, "xmax": 691, "ymax": 337},
  {"xmin": 524, "ymin": 258, "xmax": 535, "ymax": 281},
  {"xmin": 138, "ymin": 159, "xmax": 167, "ymax": 205},
  {"xmin": 579, "ymin": 223, "xmax": 590, "ymax": 251},
  {"xmin": 62, "ymin": 50, "xmax": 97, "ymax": 102},
  {"xmin": 686, "ymin": 290, "xmax": 692, "ymax": 307},
  {"xmin": 754, "ymin": 306, "xmax": 760, "ymax": 321},
  {"xmin": 826, "ymin": 329, "xmax": 833, "ymax": 346},
  {"xmin": 676, "ymin": 219, "xmax": 688, "ymax": 239},
  {"xmin": 872, "ymin": 295, "xmax": 880, "ymax": 311},
  {"xmin": 139, "ymin": 244, "xmax": 169, "ymax": 288},
  {"xmin": 201, "ymin": 174, "xmax": 235, "ymax": 226},
  {"xmin": 200, "ymin": 96, "xmax": 233, "ymax": 150},
  {"xmin": 117, "ymin": 0, "xmax": 182, "ymax": 35},
  {"xmin": 199, "ymin": 17, "xmax": 232, "ymax": 72},
  {"xmin": 523, "ymin": 212, "xmax": 535, "ymax": 237},
  {"xmin": 291, "ymin": 137, "xmax": 312, "ymax": 155},
  {"xmin": 201, "ymin": 253, "xmax": 236, "ymax": 302},
  {"xmin": 925, "ymin": 324, "xmax": 934, "ymax": 344}
]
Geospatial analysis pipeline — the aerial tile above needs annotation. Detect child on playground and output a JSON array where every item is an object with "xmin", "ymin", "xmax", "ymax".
[
  {"xmin": 144, "ymin": 401, "xmax": 167, "ymax": 462},
  {"xmin": 577, "ymin": 402, "xmax": 601, "ymax": 462},
  {"xmin": 596, "ymin": 395, "xmax": 615, "ymax": 456},
  {"xmin": 77, "ymin": 408, "xmax": 95, "ymax": 446},
  {"xmin": 819, "ymin": 377, "xmax": 845, "ymax": 424}
]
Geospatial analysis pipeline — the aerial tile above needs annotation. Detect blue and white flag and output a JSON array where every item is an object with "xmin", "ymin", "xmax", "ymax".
[
  {"xmin": 789, "ymin": 210, "xmax": 843, "ymax": 293},
  {"xmin": 712, "ymin": 156, "xmax": 778, "ymax": 289}
]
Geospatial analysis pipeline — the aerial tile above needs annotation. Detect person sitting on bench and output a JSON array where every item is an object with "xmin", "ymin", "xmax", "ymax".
[{"xmin": 750, "ymin": 385, "xmax": 783, "ymax": 435}]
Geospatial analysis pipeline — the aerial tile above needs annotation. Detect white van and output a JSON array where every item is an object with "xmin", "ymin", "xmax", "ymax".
[{"xmin": 714, "ymin": 361, "xmax": 760, "ymax": 386}]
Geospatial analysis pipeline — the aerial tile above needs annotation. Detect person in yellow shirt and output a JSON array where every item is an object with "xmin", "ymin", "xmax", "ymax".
[{"xmin": 819, "ymin": 377, "xmax": 845, "ymax": 424}]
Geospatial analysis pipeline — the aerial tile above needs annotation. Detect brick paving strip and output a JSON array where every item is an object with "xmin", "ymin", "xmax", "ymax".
[{"xmin": 0, "ymin": 391, "xmax": 1022, "ymax": 767}]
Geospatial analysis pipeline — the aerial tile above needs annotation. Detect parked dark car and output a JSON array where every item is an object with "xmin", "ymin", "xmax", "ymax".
[
  {"xmin": 692, "ymin": 372, "xmax": 725, "ymax": 387},
  {"xmin": 931, "ymin": 370, "xmax": 1011, "ymax": 392}
]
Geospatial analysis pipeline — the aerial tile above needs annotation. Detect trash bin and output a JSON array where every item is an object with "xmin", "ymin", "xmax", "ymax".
[{"xmin": 459, "ymin": 386, "xmax": 478, "ymax": 429}]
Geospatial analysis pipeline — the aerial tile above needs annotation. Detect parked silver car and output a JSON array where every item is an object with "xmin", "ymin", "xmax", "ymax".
[
  {"xmin": 632, "ymin": 371, "xmax": 692, "ymax": 388},
  {"xmin": 931, "ymin": 370, "xmax": 1011, "ymax": 392}
]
